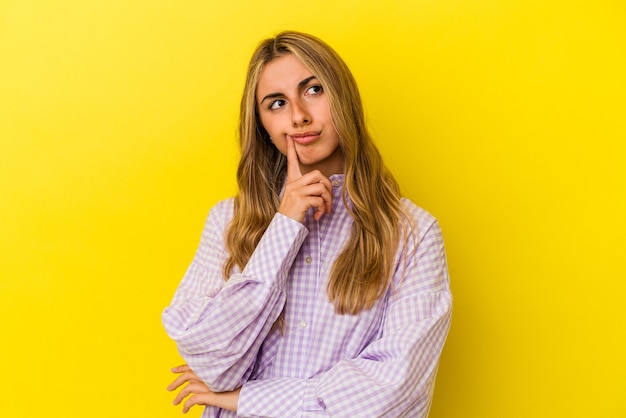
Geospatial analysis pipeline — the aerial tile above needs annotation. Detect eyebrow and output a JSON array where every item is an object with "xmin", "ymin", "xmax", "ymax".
[{"xmin": 259, "ymin": 75, "xmax": 319, "ymax": 104}]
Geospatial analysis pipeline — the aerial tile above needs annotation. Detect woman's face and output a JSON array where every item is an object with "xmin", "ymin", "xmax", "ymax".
[{"xmin": 256, "ymin": 54, "xmax": 343, "ymax": 177}]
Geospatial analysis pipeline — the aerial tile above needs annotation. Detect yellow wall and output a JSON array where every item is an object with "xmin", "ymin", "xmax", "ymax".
[{"xmin": 1, "ymin": 1, "xmax": 624, "ymax": 417}]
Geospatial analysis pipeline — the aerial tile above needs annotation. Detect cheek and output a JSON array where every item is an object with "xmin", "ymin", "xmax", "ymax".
[
  {"xmin": 259, "ymin": 114, "xmax": 280, "ymax": 137},
  {"xmin": 272, "ymin": 137, "xmax": 288, "ymax": 156},
  {"xmin": 259, "ymin": 115, "xmax": 287, "ymax": 151}
]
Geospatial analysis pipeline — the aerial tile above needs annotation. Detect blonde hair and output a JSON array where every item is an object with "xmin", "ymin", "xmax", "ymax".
[{"xmin": 224, "ymin": 31, "xmax": 409, "ymax": 315}]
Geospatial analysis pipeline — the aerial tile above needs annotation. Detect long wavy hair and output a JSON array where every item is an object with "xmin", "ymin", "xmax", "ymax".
[{"xmin": 224, "ymin": 31, "xmax": 409, "ymax": 315}]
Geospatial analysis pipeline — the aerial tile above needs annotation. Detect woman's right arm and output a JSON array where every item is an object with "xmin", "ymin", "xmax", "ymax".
[{"xmin": 162, "ymin": 199, "xmax": 308, "ymax": 392}]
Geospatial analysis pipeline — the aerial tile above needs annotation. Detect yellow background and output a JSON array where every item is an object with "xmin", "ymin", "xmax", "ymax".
[{"xmin": 1, "ymin": 1, "xmax": 624, "ymax": 417}]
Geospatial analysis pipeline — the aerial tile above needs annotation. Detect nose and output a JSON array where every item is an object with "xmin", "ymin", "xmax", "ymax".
[{"xmin": 291, "ymin": 99, "xmax": 311, "ymax": 127}]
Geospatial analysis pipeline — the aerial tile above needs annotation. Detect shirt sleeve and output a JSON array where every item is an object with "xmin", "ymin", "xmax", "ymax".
[
  {"xmin": 162, "ymin": 200, "xmax": 309, "ymax": 392},
  {"xmin": 237, "ymin": 215, "xmax": 452, "ymax": 417}
]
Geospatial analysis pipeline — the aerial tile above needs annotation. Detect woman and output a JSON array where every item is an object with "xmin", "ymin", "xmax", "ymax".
[{"xmin": 163, "ymin": 31, "xmax": 452, "ymax": 417}]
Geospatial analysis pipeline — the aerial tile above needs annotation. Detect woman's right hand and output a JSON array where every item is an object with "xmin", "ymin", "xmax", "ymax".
[
  {"xmin": 167, "ymin": 364, "xmax": 240, "ymax": 413},
  {"xmin": 278, "ymin": 136, "xmax": 333, "ymax": 223}
]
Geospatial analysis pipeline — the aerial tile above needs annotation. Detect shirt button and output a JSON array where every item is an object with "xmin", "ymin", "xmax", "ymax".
[
  {"xmin": 305, "ymin": 256, "xmax": 313, "ymax": 264},
  {"xmin": 298, "ymin": 319, "xmax": 307, "ymax": 329},
  {"xmin": 332, "ymin": 179, "xmax": 340, "ymax": 187},
  {"xmin": 206, "ymin": 288, "xmax": 220, "ymax": 298}
]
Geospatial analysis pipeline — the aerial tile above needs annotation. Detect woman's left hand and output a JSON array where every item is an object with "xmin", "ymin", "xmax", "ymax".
[{"xmin": 167, "ymin": 364, "xmax": 240, "ymax": 413}]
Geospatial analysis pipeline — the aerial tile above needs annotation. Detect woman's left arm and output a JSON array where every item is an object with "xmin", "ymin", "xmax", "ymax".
[{"xmin": 237, "ymin": 214, "xmax": 453, "ymax": 417}]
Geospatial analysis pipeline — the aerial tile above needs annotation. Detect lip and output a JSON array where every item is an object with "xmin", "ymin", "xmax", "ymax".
[{"xmin": 288, "ymin": 131, "xmax": 320, "ymax": 145}]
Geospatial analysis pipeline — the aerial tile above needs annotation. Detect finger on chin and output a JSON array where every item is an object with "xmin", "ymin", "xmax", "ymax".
[{"xmin": 286, "ymin": 136, "xmax": 302, "ymax": 179}]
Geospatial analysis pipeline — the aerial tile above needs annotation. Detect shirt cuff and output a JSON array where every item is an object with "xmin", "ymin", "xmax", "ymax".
[
  {"xmin": 238, "ymin": 377, "xmax": 323, "ymax": 417},
  {"xmin": 241, "ymin": 213, "xmax": 308, "ymax": 291}
]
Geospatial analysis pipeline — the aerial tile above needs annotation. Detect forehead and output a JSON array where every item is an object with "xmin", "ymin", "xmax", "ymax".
[{"xmin": 256, "ymin": 55, "xmax": 315, "ymax": 99}]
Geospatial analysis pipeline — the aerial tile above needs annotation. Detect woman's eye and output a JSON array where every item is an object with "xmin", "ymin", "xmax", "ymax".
[
  {"xmin": 305, "ymin": 85, "xmax": 323, "ymax": 95},
  {"xmin": 269, "ymin": 99, "xmax": 286, "ymax": 110}
]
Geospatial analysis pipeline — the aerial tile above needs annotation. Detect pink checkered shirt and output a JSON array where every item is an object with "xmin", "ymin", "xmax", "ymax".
[{"xmin": 162, "ymin": 174, "xmax": 452, "ymax": 417}]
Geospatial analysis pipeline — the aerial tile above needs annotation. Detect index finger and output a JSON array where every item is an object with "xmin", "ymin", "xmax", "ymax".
[
  {"xmin": 285, "ymin": 136, "xmax": 302, "ymax": 180},
  {"xmin": 171, "ymin": 364, "xmax": 191, "ymax": 373},
  {"xmin": 167, "ymin": 371, "xmax": 200, "ymax": 392}
]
